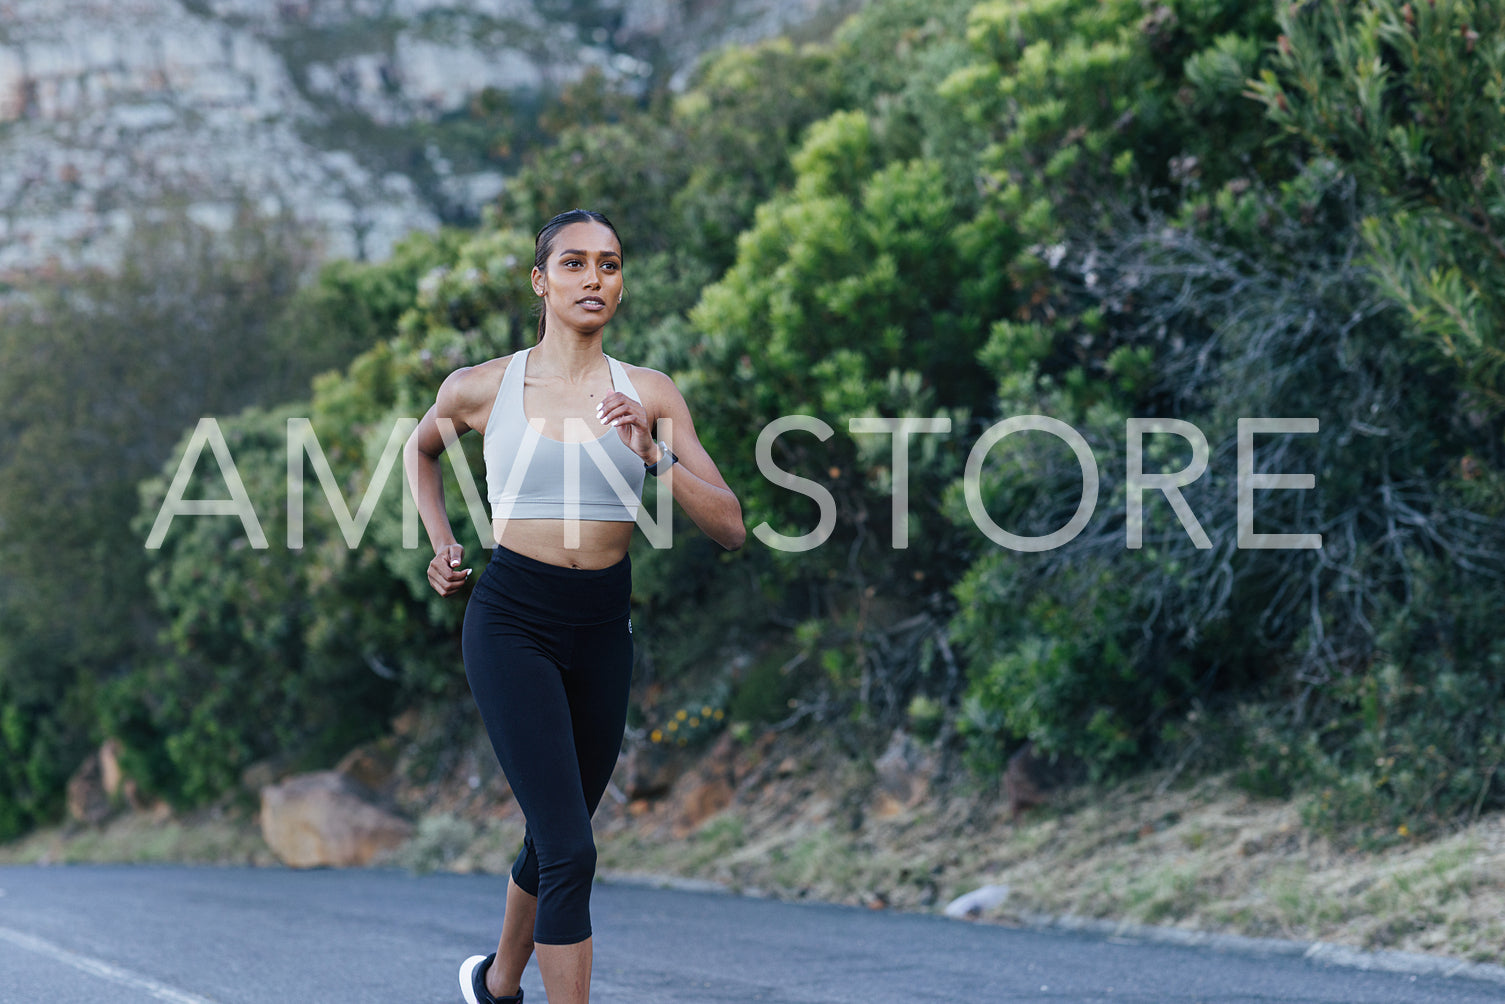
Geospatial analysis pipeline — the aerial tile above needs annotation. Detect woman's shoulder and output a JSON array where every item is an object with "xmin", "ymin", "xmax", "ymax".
[
  {"xmin": 617, "ymin": 359, "xmax": 676, "ymax": 395},
  {"xmin": 616, "ymin": 361, "xmax": 691, "ymax": 421},
  {"xmin": 437, "ymin": 352, "xmax": 519, "ymax": 415}
]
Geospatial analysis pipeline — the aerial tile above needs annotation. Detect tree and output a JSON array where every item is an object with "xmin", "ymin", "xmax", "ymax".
[
  {"xmin": 1249, "ymin": 0, "xmax": 1505, "ymax": 444},
  {"xmin": 0, "ymin": 209, "xmax": 314, "ymax": 833}
]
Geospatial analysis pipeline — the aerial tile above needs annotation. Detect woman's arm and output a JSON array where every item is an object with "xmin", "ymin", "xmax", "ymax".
[
  {"xmin": 599, "ymin": 368, "xmax": 745, "ymax": 551},
  {"xmin": 403, "ymin": 364, "xmax": 493, "ymax": 595}
]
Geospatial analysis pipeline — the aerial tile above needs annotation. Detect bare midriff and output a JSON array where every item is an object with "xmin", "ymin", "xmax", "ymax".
[{"xmin": 492, "ymin": 518, "xmax": 635, "ymax": 569}]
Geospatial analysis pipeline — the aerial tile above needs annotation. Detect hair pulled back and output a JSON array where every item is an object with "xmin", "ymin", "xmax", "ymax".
[{"xmin": 533, "ymin": 208, "xmax": 622, "ymax": 342}]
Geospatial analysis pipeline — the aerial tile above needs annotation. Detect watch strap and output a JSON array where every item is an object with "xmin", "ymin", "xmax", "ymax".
[{"xmin": 645, "ymin": 442, "xmax": 677, "ymax": 477}]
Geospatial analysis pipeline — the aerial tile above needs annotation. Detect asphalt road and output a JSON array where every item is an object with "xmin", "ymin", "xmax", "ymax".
[{"xmin": 0, "ymin": 865, "xmax": 1499, "ymax": 1003}]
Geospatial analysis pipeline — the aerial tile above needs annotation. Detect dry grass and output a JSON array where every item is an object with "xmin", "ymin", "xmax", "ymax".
[
  {"xmin": 5, "ymin": 731, "xmax": 1501, "ymax": 968},
  {"xmin": 0, "ymin": 807, "xmax": 275, "ymax": 868},
  {"xmin": 974, "ymin": 775, "xmax": 1505, "ymax": 962},
  {"xmin": 593, "ymin": 739, "xmax": 1505, "ymax": 966}
]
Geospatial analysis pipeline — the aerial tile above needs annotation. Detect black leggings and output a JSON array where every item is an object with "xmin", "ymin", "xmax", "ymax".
[{"xmin": 461, "ymin": 544, "xmax": 633, "ymax": 946}]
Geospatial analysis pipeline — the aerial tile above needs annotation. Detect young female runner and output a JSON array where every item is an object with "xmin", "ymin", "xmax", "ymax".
[{"xmin": 404, "ymin": 208, "xmax": 744, "ymax": 1003}]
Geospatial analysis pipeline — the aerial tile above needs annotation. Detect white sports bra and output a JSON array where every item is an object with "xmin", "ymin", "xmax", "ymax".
[{"xmin": 483, "ymin": 347, "xmax": 646, "ymax": 523}]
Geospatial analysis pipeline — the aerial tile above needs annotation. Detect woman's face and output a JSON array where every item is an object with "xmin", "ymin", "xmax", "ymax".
[{"xmin": 533, "ymin": 221, "xmax": 623, "ymax": 332}]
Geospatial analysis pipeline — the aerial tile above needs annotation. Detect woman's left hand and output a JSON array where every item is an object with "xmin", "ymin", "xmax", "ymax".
[{"xmin": 596, "ymin": 391, "xmax": 657, "ymax": 463}]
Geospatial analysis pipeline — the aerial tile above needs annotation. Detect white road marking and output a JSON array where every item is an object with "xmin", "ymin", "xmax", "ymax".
[{"xmin": 0, "ymin": 924, "xmax": 215, "ymax": 1003}]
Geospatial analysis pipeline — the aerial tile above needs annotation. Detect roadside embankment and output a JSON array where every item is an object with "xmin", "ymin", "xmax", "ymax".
[{"xmin": 4, "ymin": 714, "xmax": 1501, "ymax": 970}]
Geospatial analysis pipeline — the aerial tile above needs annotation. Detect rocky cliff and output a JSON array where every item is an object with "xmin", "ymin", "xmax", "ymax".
[{"xmin": 0, "ymin": 0, "xmax": 855, "ymax": 275}]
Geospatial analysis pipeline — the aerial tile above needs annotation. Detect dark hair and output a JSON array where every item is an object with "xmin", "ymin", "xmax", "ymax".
[{"xmin": 533, "ymin": 208, "xmax": 622, "ymax": 342}]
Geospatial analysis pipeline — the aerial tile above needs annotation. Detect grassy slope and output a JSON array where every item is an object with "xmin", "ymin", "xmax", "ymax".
[
  {"xmin": 4, "ymin": 726, "xmax": 1501, "ymax": 968},
  {"xmin": 588, "ymin": 733, "xmax": 1505, "ymax": 965}
]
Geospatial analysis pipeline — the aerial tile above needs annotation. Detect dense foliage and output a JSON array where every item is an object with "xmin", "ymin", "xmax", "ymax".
[{"xmin": 3, "ymin": 0, "xmax": 1502, "ymax": 845}]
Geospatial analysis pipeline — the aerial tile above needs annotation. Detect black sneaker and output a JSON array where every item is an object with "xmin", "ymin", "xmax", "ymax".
[{"xmin": 459, "ymin": 952, "xmax": 523, "ymax": 1003}]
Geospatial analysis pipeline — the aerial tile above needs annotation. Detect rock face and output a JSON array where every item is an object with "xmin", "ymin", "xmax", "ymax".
[
  {"xmin": 0, "ymin": 0, "xmax": 856, "ymax": 275},
  {"xmin": 66, "ymin": 740, "xmax": 160, "ymax": 822},
  {"xmin": 614, "ymin": 0, "xmax": 859, "ymax": 89},
  {"xmin": 620, "ymin": 741, "xmax": 685, "ymax": 801},
  {"xmin": 0, "ymin": 0, "xmax": 437, "ymax": 273},
  {"xmin": 65, "ymin": 749, "xmax": 112, "ymax": 825},
  {"xmin": 259, "ymin": 770, "xmax": 414, "ymax": 868},
  {"xmin": 870, "ymin": 728, "xmax": 936, "ymax": 819},
  {"xmin": 96, "ymin": 738, "xmax": 124, "ymax": 800},
  {"xmin": 666, "ymin": 732, "xmax": 740, "ymax": 837},
  {"xmin": 1003, "ymin": 741, "xmax": 1076, "ymax": 820}
]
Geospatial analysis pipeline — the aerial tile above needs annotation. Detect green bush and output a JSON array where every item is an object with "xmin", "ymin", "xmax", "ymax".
[
  {"xmin": 950, "ymin": 147, "xmax": 1502, "ymax": 800},
  {"xmin": 127, "ymin": 405, "xmax": 404, "ymax": 803},
  {"xmin": 11, "ymin": 0, "xmax": 1504, "ymax": 839},
  {"xmin": 0, "ymin": 210, "xmax": 316, "ymax": 830},
  {"xmin": 1250, "ymin": 0, "xmax": 1505, "ymax": 415},
  {"xmin": 1248, "ymin": 553, "xmax": 1505, "ymax": 842},
  {"xmin": 727, "ymin": 645, "xmax": 808, "ymax": 727}
]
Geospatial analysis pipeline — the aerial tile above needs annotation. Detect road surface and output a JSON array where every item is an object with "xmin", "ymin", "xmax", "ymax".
[{"xmin": 0, "ymin": 865, "xmax": 1499, "ymax": 1002}]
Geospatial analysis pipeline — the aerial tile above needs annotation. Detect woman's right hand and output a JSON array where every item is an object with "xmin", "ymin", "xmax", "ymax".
[{"xmin": 427, "ymin": 543, "xmax": 471, "ymax": 597}]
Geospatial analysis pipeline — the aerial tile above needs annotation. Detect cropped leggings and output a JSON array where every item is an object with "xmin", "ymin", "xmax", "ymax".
[{"xmin": 461, "ymin": 544, "xmax": 633, "ymax": 946}]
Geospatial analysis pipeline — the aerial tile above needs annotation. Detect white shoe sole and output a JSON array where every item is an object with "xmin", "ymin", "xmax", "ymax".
[{"xmin": 459, "ymin": 954, "xmax": 488, "ymax": 1004}]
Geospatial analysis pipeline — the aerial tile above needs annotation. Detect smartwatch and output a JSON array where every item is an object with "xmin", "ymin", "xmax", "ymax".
[{"xmin": 645, "ymin": 441, "xmax": 677, "ymax": 477}]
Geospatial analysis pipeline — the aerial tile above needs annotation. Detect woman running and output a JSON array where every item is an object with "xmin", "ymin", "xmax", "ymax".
[{"xmin": 403, "ymin": 208, "xmax": 745, "ymax": 1003}]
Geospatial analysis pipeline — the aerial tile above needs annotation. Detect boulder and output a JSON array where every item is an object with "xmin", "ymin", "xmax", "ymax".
[
  {"xmin": 666, "ymin": 733, "xmax": 741, "ymax": 837},
  {"xmin": 669, "ymin": 771, "xmax": 735, "ymax": 839},
  {"xmin": 334, "ymin": 737, "xmax": 400, "ymax": 796},
  {"xmin": 943, "ymin": 884, "xmax": 1011, "ymax": 920},
  {"xmin": 97, "ymin": 737, "xmax": 155, "ymax": 813},
  {"xmin": 1003, "ymin": 741, "xmax": 1074, "ymax": 820},
  {"xmin": 870, "ymin": 729, "xmax": 935, "ymax": 819},
  {"xmin": 260, "ymin": 770, "xmax": 413, "ymax": 868},
  {"xmin": 240, "ymin": 756, "xmax": 294, "ymax": 795},
  {"xmin": 619, "ymin": 741, "xmax": 684, "ymax": 801},
  {"xmin": 98, "ymin": 738, "xmax": 124, "ymax": 800},
  {"xmin": 65, "ymin": 750, "xmax": 111, "ymax": 825},
  {"xmin": 620, "ymin": 728, "xmax": 743, "ymax": 804}
]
